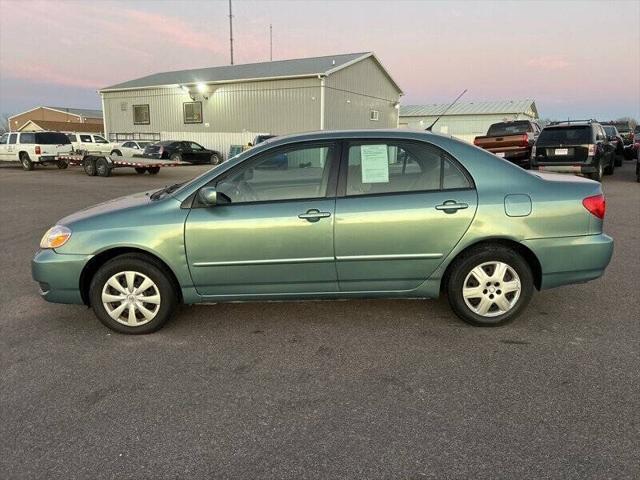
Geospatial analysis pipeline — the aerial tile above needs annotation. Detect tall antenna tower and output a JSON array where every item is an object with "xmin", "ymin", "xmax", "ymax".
[
  {"xmin": 228, "ymin": 0, "xmax": 234, "ymax": 65},
  {"xmin": 269, "ymin": 24, "xmax": 273, "ymax": 61}
]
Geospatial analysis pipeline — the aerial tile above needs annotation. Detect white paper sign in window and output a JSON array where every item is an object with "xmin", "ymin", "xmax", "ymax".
[{"xmin": 361, "ymin": 144, "xmax": 389, "ymax": 184}]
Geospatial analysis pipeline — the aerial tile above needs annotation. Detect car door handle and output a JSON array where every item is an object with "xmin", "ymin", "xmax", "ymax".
[
  {"xmin": 435, "ymin": 201, "xmax": 469, "ymax": 213},
  {"xmin": 298, "ymin": 209, "xmax": 331, "ymax": 222}
]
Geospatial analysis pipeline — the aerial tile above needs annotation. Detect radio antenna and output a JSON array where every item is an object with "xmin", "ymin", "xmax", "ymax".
[{"xmin": 426, "ymin": 89, "xmax": 467, "ymax": 131}]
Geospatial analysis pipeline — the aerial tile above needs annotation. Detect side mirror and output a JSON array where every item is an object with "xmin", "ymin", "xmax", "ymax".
[{"xmin": 198, "ymin": 187, "xmax": 218, "ymax": 206}]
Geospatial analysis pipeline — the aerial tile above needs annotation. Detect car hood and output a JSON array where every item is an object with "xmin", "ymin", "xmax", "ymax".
[{"xmin": 58, "ymin": 189, "xmax": 159, "ymax": 226}]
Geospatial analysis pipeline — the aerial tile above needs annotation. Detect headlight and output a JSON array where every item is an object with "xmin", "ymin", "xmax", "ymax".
[{"xmin": 40, "ymin": 225, "xmax": 72, "ymax": 249}]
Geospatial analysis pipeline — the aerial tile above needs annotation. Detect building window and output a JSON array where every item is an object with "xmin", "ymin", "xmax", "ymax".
[
  {"xmin": 370, "ymin": 110, "xmax": 380, "ymax": 121},
  {"xmin": 183, "ymin": 102, "xmax": 203, "ymax": 124},
  {"xmin": 133, "ymin": 104, "xmax": 150, "ymax": 125}
]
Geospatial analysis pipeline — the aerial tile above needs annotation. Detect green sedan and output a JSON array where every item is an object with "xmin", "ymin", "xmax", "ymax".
[{"xmin": 32, "ymin": 130, "xmax": 614, "ymax": 333}]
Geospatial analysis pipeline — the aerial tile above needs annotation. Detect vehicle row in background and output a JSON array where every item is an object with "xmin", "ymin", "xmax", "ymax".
[{"xmin": 473, "ymin": 119, "xmax": 634, "ymax": 182}]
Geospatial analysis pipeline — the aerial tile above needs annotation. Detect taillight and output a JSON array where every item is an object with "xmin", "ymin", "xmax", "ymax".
[
  {"xmin": 520, "ymin": 134, "xmax": 529, "ymax": 147},
  {"xmin": 582, "ymin": 194, "xmax": 605, "ymax": 219},
  {"xmin": 588, "ymin": 144, "xmax": 596, "ymax": 156},
  {"xmin": 35, "ymin": 145, "xmax": 41, "ymax": 155}
]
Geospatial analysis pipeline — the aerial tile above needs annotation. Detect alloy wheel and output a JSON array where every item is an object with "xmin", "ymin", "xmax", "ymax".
[
  {"xmin": 101, "ymin": 271, "xmax": 161, "ymax": 326},
  {"xmin": 462, "ymin": 261, "xmax": 521, "ymax": 317}
]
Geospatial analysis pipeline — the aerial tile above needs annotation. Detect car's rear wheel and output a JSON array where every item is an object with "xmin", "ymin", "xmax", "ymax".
[
  {"xmin": 588, "ymin": 161, "xmax": 604, "ymax": 182},
  {"xmin": 111, "ymin": 150, "xmax": 122, "ymax": 156},
  {"xmin": 447, "ymin": 246, "xmax": 534, "ymax": 327},
  {"xmin": 210, "ymin": 153, "xmax": 221, "ymax": 165},
  {"xmin": 147, "ymin": 166, "xmax": 160, "ymax": 175},
  {"xmin": 89, "ymin": 254, "xmax": 177, "ymax": 334},
  {"xmin": 20, "ymin": 153, "xmax": 34, "ymax": 171}
]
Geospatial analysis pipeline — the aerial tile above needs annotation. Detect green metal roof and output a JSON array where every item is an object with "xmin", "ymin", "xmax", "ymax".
[
  {"xmin": 101, "ymin": 52, "xmax": 376, "ymax": 92},
  {"xmin": 400, "ymin": 100, "xmax": 538, "ymax": 117}
]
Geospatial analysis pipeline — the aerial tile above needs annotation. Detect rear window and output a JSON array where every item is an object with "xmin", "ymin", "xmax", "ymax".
[
  {"xmin": 487, "ymin": 121, "xmax": 532, "ymax": 136},
  {"xmin": 34, "ymin": 132, "xmax": 71, "ymax": 144},
  {"xmin": 537, "ymin": 126, "xmax": 593, "ymax": 145}
]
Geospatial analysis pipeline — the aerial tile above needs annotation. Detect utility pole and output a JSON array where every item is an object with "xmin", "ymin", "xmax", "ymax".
[
  {"xmin": 228, "ymin": 0, "xmax": 234, "ymax": 65},
  {"xmin": 269, "ymin": 24, "xmax": 273, "ymax": 61}
]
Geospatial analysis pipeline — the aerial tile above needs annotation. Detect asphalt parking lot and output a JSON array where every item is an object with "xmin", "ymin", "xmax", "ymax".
[{"xmin": 1, "ymin": 161, "xmax": 638, "ymax": 479}]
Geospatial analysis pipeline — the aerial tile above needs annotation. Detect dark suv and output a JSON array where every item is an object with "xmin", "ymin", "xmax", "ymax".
[
  {"xmin": 602, "ymin": 125, "xmax": 624, "ymax": 166},
  {"xmin": 531, "ymin": 121, "xmax": 616, "ymax": 181}
]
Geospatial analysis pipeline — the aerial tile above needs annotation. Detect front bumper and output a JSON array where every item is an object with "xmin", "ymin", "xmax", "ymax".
[
  {"xmin": 31, "ymin": 249, "xmax": 92, "ymax": 304},
  {"xmin": 522, "ymin": 233, "xmax": 614, "ymax": 289}
]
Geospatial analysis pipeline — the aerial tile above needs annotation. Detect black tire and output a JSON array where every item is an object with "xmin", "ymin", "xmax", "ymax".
[
  {"xmin": 135, "ymin": 167, "xmax": 147, "ymax": 174},
  {"xmin": 210, "ymin": 153, "xmax": 222, "ymax": 165},
  {"xmin": 614, "ymin": 154, "xmax": 623, "ymax": 167},
  {"xmin": 111, "ymin": 150, "xmax": 122, "ymax": 156},
  {"xmin": 588, "ymin": 161, "xmax": 603, "ymax": 182},
  {"xmin": 57, "ymin": 160, "xmax": 68, "ymax": 169},
  {"xmin": 169, "ymin": 153, "xmax": 182, "ymax": 162},
  {"xmin": 446, "ymin": 245, "xmax": 534, "ymax": 327},
  {"xmin": 20, "ymin": 153, "xmax": 34, "ymax": 171},
  {"xmin": 96, "ymin": 157, "xmax": 111, "ymax": 177},
  {"xmin": 147, "ymin": 166, "xmax": 160, "ymax": 175},
  {"xmin": 604, "ymin": 156, "xmax": 614, "ymax": 175},
  {"xmin": 83, "ymin": 157, "xmax": 97, "ymax": 176},
  {"xmin": 89, "ymin": 254, "xmax": 178, "ymax": 334}
]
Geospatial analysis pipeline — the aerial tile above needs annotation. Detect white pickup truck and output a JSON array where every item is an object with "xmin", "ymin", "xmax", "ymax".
[
  {"xmin": 0, "ymin": 131, "xmax": 73, "ymax": 170},
  {"xmin": 66, "ymin": 132, "xmax": 116, "ymax": 155}
]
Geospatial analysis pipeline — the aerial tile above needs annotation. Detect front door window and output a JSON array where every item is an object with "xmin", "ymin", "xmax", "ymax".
[{"xmin": 216, "ymin": 144, "xmax": 336, "ymax": 203}]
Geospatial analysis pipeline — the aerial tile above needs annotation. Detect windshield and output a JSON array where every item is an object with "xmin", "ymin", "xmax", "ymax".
[
  {"xmin": 537, "ymin": 126, "xmax": 592, "ymax": 145},
  {"xmin": 487, "ymin": 121, "xmax": 531, "ymax": 136}
]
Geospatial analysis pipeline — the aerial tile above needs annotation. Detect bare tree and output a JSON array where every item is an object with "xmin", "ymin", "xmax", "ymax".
[
  {"xmin": 0, "ymin": 113, "xmax": 9, "ymax": 134},
  {"xmin": 615, "ymin": 117, "xmax": 638, "ymax": 130}
]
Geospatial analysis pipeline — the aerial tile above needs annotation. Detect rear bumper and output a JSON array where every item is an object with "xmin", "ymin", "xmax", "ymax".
[
  {"xmin": 522, "ymin": 234, "xmax": 614, "ymax": 289},
  {"xmin": 31, "ymin": 249, "xmax": 91, "ymax": 304},
  {"xmin": 533, "ymin": 164, "xmax": 596, "ymax": 174}
]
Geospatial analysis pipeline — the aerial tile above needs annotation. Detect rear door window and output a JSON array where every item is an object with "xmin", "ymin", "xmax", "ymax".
[
  {"xmin": 80, "ymin": 135, "xmax": 93, "ymax": 143},
  {"xmin": 537, "ymin": 127, "xmax": 593, "ymax": 145},
  {"xmin": 19, "ymin": 133, "xmax": 35, "ymax": 144},
  {"xmin": 345, "ymin": 140, "xmax": 471, "ymax": 196}
]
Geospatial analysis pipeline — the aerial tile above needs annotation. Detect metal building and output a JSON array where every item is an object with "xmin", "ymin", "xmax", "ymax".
[
  {"xmin": 399, "ymin": 100, "xmax": 539, "ymax": 143},
  {"xmin": 100, "ymin": 52, "xmax": 402, "ymax": 156}
]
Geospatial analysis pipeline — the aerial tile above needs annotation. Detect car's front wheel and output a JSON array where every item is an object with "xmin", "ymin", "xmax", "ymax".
[
  {"xmin": 447, "ymin": 246, "xmax": 534, "ymax": 327},
  {"xmin": 89, "ymin": 254, "xmax": 178, "ymax": 334}
]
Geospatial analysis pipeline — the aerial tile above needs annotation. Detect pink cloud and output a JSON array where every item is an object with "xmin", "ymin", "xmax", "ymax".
[
  {"xmin": 8, "ymin": 64, "xmax": 103, "ymax": 89},
  {"xmin": 525, "ymin": 55, "xmax": 572, "ymax": 70},
  {"xmin": 124, "ymin": 9, "xmax": 226, "ymax": 54}
]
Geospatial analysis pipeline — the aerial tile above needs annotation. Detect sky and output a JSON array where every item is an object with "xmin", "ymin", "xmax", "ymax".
[{"xmin": 0, "ymin": 0, "xmax": 638, "ymax": 121}]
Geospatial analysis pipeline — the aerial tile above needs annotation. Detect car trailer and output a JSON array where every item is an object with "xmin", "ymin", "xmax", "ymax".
[{"xmin": 58, "ymin": 155, "xmax": 188, "ymax": 177}]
